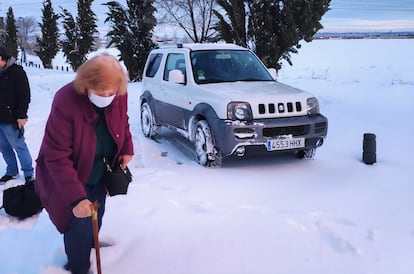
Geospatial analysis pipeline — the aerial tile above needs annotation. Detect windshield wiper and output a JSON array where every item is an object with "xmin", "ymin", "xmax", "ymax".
[
  {"xmin": 198, "ymin": 79, "xmax": 221, "ymax": 84},
  {"xmin": 237, "ymin": 78, "xmax": 273, "ymax": 82}
]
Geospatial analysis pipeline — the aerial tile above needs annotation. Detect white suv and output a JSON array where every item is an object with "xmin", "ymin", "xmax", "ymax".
[{"xmin": 140, "ymin": 43, "xmax": 328, "ymax": 166}]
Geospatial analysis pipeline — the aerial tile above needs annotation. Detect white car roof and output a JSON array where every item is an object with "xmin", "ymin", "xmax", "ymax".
[
  {"xmin": 156, "ymin": 43, "xmax": 248, "ymax": 51},
  {"xmin": 183, "ymin": 43, "xmax": 247, "ymax": 51}
]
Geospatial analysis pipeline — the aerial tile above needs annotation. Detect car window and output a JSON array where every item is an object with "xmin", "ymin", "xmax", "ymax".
[
  {"xmin": 191, "ymin": 50, "xmax": 273, "ymax": 84},
  {"xmin": 145, "ymin": 53, "xmax": 163, "ymax": 78},
  {"xmin": 163, "ymin": 53, "xmax": 186, "ymax": 81}
]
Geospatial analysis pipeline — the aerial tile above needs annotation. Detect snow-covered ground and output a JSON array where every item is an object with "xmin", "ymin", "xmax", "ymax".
[{"xmin": 0, "ymin": 38, "xmax": 413, "ymax": 274}]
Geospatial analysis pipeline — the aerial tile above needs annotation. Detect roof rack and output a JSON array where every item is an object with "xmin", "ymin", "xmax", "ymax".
[
  {"xmin": 154, "ymin": 42, "xmax": 247, "ymax": 51},
  {"xmin": 156, "ymin": 43, "xmax": 184, "ymax": 49}
]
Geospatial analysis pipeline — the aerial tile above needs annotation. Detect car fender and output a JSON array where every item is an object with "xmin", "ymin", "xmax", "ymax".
[
  {"xmin": 188, "ymin": 103, "xmax": 221, "ymax": 143},
  {"xmin": 140, "ymin": 90, "xmax": 154, "ymax": 105},
  {"xmin": 139, "ymin": 90, "xmax": 159, "ymax": 120}
]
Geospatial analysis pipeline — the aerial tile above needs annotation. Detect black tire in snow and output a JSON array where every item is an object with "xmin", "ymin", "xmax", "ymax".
[
  {"xmin": 194, "ymin": 120, "xmax": 222, "ymax": 167},
  {"xmin": 141, "ymin": 102, "xmax": 160, "ymax": 138}
]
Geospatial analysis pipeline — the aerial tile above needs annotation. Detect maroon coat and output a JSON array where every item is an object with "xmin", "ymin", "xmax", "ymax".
[{"xmin": 35, "ymin": 82, "xmax": 134, "ymax": 233}]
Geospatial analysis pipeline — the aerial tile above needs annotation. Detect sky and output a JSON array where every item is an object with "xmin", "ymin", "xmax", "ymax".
[
  {"xmin": 321, "ymin": 0, "xmax": 414, "ymax": 32},
  {"xmin": 0, "ymin": 37, "xmax": 414, "ymax": 274},
  {"xmin": 0, "ymin": 0, "xmax": 413, "ymax": 32}
]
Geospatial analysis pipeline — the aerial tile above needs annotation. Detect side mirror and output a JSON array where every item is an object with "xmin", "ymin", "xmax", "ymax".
[
  {"xmin": 169, "ymin": 69, "xmax": 185, "ymax": 84},
  {"xmin": 268, "ymin": 68, "xmax": 277, "ymax": 80}
]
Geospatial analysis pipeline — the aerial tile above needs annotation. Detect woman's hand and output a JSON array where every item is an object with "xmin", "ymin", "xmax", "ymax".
[
  {"xmin": 118, "ymin": 154, "xmax": 133, "ymax": 169},
  {"xmin": 72, "ymin": 199, "xmax": 93, "ymax": 218}
]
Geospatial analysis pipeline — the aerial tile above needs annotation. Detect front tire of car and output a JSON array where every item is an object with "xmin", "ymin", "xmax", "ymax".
[
  {"xmin": 194, "ymin": 120, "xmax": 222, "ymax": 167},
  {"xmin": 141, "ymin": 102, "xmax": 160, "ymax": 138}
]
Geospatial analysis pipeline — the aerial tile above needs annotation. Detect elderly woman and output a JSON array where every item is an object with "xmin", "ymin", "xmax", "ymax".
[{"xmin": 35, "ymin": 53, "xmax": 134, "ymax": 274}]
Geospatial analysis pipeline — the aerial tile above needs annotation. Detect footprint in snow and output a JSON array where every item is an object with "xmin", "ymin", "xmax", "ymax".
[
  {"xmin": 319, "ymin": 226, "xmax": 359, "ymax": 255},
  {"xmin": 168, "ymin": 198, "xmax": 212, "ymax": 214}
]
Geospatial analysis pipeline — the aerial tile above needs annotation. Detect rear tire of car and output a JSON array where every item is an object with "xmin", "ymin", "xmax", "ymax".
[
  {"xmin": 194, "ymin": 120, "xmax": 222, "ymax": 167},
  {"xmin": 141, "ymin": 102, "xmax": 160, "ymax": 138}
]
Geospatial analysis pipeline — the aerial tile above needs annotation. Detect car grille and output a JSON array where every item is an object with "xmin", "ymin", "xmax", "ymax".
[
  {"xmin": 263, "ymin": 125, "xmax": 308, "ymax": 137},
  {"xmin": 258, "ymin": 102, "xmax": 302, "ymax": 115}
]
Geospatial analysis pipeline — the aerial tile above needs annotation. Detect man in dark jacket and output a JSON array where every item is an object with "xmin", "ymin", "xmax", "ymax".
[{"xmin": 0, "ymin": 46, "xmax": 34, "ymax": 184}]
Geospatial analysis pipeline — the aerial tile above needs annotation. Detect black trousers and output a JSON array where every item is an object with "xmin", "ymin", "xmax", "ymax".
[{"xmin": 64, "ymin": 183, "xmax": 106, "ymax": 274}]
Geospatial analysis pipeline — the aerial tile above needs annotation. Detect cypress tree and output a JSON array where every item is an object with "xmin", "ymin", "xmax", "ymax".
[
  {"xmin": 35, "ymin": 0, "xmax": 60, "ymax": 69},
  {"xmin": 214, "ymin": 0, "xmax": 247, "ymax": 46},
  {"xmin": 5, "ymin": 7, "xmax": 18, "ymax": 58},
  {"xmin": 77, "ymin": 0, "xmax": 97, "ymax": 55},
  {"xmin": 61, "ymin": 0, "xmax": 98, "ymax": 71},
  {"xmin": 0, "ymin": 18, "xmax": 5, "ymax": 45},
  {"xmin": 105, "ymin": 0, "xmax": 156, "ymax": 81},
  {"xmin": 61, "ymin": 9, "xmax": 81, "ymax": 70},
  {"xmin": 248, "ymin": 0, "xmax": 331, "ymax": 70}
]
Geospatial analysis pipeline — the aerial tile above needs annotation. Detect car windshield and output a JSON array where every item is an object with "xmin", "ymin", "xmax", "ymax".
[{"xmin": 191, "ymin": 50, "xmax": 274, "ymax": 84}]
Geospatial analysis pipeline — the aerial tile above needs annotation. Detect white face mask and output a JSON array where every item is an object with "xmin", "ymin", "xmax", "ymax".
[{"xmin": 88, "ymin": 92, "xmax": 116, "ymax": 108}]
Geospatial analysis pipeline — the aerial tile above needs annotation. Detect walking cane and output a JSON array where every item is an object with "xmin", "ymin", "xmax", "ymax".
[{"xmin": 91, "ymin": 201, "xmax": 102, "ymax": 274}]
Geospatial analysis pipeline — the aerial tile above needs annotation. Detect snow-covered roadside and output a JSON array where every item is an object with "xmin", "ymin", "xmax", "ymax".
[{"xmin": 0, "ymin": 38, "xmax": 413, "ymax": 274}]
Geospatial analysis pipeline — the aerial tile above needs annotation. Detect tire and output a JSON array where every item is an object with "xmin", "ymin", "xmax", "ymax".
[
  {"xmin": 140, "ymin": 102, "xmax": 160, "ymax": 138},
  {"xmin": 194, "ymin": 120, "xmax": 222, "ymax": 167}
]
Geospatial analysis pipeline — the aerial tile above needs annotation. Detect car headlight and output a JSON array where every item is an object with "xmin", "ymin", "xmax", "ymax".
[
  {"xmin": 227, "ymin": 102, "xmax": 253, "ymax": 121},
  {"xmin": 307, "ymin": 97, "xmax": 320, "ymax": 115}
]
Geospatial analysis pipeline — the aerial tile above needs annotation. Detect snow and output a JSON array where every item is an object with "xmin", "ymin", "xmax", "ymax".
[{"xmin": 1, "ymin": 38, "xmax": 414, "ymax": 274}]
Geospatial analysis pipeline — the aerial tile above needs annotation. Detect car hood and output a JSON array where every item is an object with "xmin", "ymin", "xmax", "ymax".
[
  {"xmin": 195, "ymin": 81, "xmax": 314, "ymax": 118},
  {"xmin": 198, "ymin": 80, "xmax": 314, "ymax": 101}
]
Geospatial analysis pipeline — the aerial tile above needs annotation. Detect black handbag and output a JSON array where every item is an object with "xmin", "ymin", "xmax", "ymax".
[
  {"xmin": 2, "ymin": 181, "xmax": 43, "ymax": 219},
  {"xmin": 103, "ymin": 160, "xmax": 132, "ymax": 196}
]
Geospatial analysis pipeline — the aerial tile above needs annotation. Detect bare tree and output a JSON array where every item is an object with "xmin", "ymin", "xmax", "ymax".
[
  {"xmin": 155, "ymin": 0, "xmax": 217, "ymax": 42},
  {"xmin": 17, "ymin": 16, "xmax": 37, "ymax": 56}
]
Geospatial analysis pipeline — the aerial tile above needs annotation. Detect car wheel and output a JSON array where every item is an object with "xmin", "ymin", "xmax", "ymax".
[
  {"xmin": 141, "ymin": 102, "xmax": 160, "ymax": 138},
  {"xmin": 194, "ymin": 120, "xmax": 222, "ymax": 167}
]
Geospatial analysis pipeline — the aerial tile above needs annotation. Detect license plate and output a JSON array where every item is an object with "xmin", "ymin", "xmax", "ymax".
[{"xmin": 266, "ymin": 137, "xmax": 305, "ymax": 151}]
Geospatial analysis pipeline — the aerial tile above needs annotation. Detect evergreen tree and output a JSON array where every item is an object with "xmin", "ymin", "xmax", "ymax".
[
  {"xmin": 61, "ymin": 9, "xmax": 81, "ymax": 70},
  {"xmin": 77, "ymin": 0, "xmax": 97, "ymax": 55},
  {"xmin": 0, "ymin": 18, "xmax": 5, "ymax": 45},
  {"xmin": 61, "ymin": 0, "xmax": 98, "ymax": 71},
  {"xmin": 214, "ymin": 0, "xmax": 247, "ymax": 46},
  {"xmin": 248, "ymin": 0, "xmax": 330, "ymax": 70},
  {"xmin": 105, "ymin": 0, "xmax": 156, "ymax": 81},
  {"xmin": 35, "ymin": 0, "xmax": 60, "ymax": 69},
  {"xmin": 5, "ymin": 7, "xmax": 18, "ymax": 58}
]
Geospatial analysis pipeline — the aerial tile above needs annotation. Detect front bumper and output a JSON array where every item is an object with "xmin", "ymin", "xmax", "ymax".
[{"xmin": 211, "ymin": 114, "xmax": 328, "ymax": 156}]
